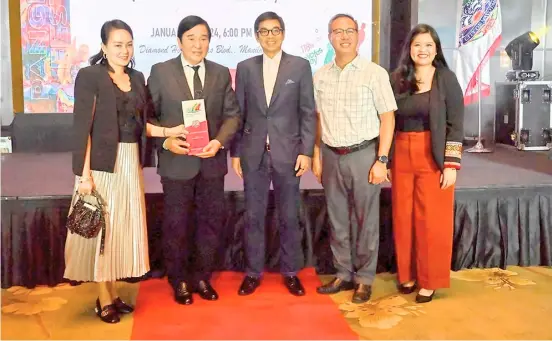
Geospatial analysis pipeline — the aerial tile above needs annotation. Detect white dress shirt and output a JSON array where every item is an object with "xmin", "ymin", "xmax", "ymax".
[
  {"xmin": 180, "ymin": 54, "xmax": 205, "ymax": 94},
  {"xmin": 263, "ymin": 50, "xmax": 282, "ymax": 144},
  {"xmin": 163, "ymin": 55, "xmax": 207, "ymax": 150}
]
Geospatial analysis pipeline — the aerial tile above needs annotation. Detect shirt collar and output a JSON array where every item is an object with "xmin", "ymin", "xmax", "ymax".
[
  {"xmin": 263, "ymin": 50, "xmax": 283, "ymax": 64},
  {"xmin": 181, "ymin": 54, "xmax": 205, "ymax": 69},
  {"xmin": 331, "ymin": 54, "xmax": 362, "ymax": 70}
]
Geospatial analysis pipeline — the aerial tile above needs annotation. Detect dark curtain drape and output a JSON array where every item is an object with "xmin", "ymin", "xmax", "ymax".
[{"xmin": 2, "ymin": 187, "xmax": 551, "ymax": 288}]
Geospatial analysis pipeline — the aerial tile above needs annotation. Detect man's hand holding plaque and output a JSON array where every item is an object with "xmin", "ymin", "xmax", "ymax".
[
  {"xmin": 195, "ymin": 139, "xmax": 222, "ymax": 158},
  {"xmin": 165, "ymin": 136, "xmax": 191, "ymax": 155}
]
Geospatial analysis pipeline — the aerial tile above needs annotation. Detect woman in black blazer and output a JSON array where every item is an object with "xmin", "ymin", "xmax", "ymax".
[
  {"xmin": 389, "ymin": 24, "xmax": 464, "ymax": 303},
  {"xmin": 64, "ymin": 20, "xmax": 186, "ymax": 324}
]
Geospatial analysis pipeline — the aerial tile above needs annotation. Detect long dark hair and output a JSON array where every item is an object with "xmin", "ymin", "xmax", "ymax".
[
  {"xmin": 391, "ymin": 24, "xmax": 448, "ymax": 95},
  {"xmin": 89, "ymin": 20, "xmax": 135, "ymax": 72}
]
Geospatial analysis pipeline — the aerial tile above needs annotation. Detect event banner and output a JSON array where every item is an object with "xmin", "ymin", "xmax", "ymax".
[{"xmin": 20, "ymin": 0, "xmax": 371, "ymax": 113}]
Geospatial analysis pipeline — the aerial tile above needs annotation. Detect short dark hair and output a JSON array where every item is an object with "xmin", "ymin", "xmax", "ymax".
[
  {"xmin": 328, "ymin": 13, "xmax": 358, "ymax": 34},
  {"xmin": 177, "ymin": 15, "xmax": 212, "ymax": 41},
  {"xmin": 254, "ymin": 11, "xmax": 285, "ymax": 34}
]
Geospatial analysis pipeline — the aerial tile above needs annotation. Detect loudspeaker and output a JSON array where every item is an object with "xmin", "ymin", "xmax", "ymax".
[{"xmin": 11, "ymin": 113, "xmax": 74, "ymax": 153}]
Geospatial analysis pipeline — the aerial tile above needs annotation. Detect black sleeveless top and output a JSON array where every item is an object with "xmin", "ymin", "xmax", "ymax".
[
  {"xmin": 113, "ymin": 82, "xmax": 142, "ymax": 142},
  {"xmin": 395, "ymin": 91, "xmax": 431, "ymax": 132}
]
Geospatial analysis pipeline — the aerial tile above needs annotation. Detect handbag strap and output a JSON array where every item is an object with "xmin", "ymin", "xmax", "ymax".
[{"xmin": 76, "ymin": 188, "xmax": 105, "ymax": 209}]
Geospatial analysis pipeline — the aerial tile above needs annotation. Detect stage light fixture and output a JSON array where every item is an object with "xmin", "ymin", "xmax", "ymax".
[{"xmin": 505, "ymin": 31, "xmax": 540, "ymax": 71}]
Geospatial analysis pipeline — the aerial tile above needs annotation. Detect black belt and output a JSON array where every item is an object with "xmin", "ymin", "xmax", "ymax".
[{"xmin": 327, "ymin": 139, "xmax": 374, "ymax": 155}]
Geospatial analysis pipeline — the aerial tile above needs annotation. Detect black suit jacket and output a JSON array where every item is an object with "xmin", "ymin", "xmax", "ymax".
[
  {"xmin": 147, "ymin": 56, "xmax": 241, "ymax": 180},
  {"xmin": 72, "ymin": 64, "xmax": 149, "ymax": 176},
  {"xmin": 230, "ymin": 52, "xmax": 316, "ymax": 173},
  {"xmin": 391, "ymin": 67, "xmax": 464, "ymax": 170}
]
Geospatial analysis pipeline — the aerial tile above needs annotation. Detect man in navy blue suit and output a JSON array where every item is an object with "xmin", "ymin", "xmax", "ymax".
[{"xmin": 230, "ymin": 11, "xmax": 317, "ymax": 296}]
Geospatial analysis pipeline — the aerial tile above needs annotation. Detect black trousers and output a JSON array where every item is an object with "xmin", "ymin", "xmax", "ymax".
[
  {"xmin": 243, "ymin": 150, "xmax": 303, "ymax": 277},
  {"xmin": 161, "ymin": 174, "xmax": 225, "ymax": 289}
]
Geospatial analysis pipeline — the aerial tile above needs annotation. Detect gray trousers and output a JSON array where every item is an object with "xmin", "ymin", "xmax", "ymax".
[{"xmin": 321, "ymin": 142, "xmax": 380, "ymax": 285}]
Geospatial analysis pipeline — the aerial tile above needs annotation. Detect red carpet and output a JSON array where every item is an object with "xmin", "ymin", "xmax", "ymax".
[{"xmin": 131, "ymin": 268, "xmax": 358, "ymax": 340}]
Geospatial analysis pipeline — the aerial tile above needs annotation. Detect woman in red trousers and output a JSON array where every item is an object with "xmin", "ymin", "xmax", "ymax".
[{"xmin": 389, "ymin": 24, "xmax": 464, "ymax": 303}]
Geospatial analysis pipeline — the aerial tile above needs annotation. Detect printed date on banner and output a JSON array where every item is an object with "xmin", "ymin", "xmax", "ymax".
[{"xmin": 210, "ymin": 28, "xmax": 253, "ymax": 38}]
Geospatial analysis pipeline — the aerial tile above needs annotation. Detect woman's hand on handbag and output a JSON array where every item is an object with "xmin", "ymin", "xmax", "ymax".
[{"xmin": 77, "ymin": 177, "xmax": 95, "ymax": 195}]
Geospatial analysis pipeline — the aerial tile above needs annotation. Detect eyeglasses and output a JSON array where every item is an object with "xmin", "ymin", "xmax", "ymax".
[
  {"xmin": 332, "ymin": 28, "xmax": 358, "ymax": 36},
  {"xmin": 257, "ymin": 28, "xmax": 284, "ymax": 36}
]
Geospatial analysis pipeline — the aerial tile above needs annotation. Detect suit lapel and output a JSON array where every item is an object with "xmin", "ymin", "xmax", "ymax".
[
  {"xmin": 203, "ymin": 59, "xmax": 217, "ymax": 101},
  {"xmin": 172, "ymin": 56, "xmax": 193, "ymax": 100},
  {"xmin": 254, "ymin": 55, "xmax": 268, "ymax": 112},
  {"xmin": 269, "ymin": 52, "xmax": 290, "ymax": 108}
]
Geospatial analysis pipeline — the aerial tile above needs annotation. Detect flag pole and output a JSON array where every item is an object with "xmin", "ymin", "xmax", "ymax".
[{"xmin": 466, "ymin": 63, "xmax": 492, "ymax": 153}]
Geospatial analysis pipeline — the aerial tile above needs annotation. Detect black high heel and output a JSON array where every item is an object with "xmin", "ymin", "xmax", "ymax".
[
  {"xmin": 397, "ymin": 282, "xmax": 417, "ymax": 294},
  {"xmin": 415, "ymin": 290, "xmax": 435, "ymax": 303},
  {"xmin": 95, "ymin": 298, "xmax": 120, "ymax": 323},
  {"xmin": 113, "ymin": 297, "xmax": 134, "ymax": 314}
]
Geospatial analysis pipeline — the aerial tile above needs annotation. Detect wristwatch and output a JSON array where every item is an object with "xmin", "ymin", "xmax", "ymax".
[{"xmin": 377, "ymin": 155, "xmax": 389, "ymax": 164}]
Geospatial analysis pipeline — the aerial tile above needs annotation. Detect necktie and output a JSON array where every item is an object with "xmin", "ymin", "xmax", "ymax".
[{"xmin": 191, "ymin": 65, "xmax": 203, "ymax": 99}]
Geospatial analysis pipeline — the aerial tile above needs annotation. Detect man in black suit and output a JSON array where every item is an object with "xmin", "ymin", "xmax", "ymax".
[
  {"xmin": 230, "ymin": 12, "xmax": 317, "ymax": 296},
  {"xmin": 147, "ymin": 15, "xmax": 241, "ymax": 305}
]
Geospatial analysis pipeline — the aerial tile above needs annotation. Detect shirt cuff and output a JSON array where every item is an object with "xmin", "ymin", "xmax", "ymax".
[{"xmin": 444, "ymin": 162, "xmax": 461, "ymax": 170}]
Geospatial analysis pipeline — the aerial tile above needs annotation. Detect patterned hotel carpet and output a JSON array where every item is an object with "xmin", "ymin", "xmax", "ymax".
[{"xmin": 2, "ymin": 266, "xmax": 552, "ymax": 340}]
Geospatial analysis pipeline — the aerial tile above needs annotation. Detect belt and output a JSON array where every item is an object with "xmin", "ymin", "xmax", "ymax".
[{"xmin": 327, "ymin": 140, "xmax": 373, "ymax": 155}]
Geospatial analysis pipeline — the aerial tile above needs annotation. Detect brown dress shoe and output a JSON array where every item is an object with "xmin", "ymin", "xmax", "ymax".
[
  {"xmin": 352, "ymin": 284, "xmax": 372, "ymax": 304},
  {"xmin": 316, "ymin": 277, "xmax": 355, "ymax": 294}
]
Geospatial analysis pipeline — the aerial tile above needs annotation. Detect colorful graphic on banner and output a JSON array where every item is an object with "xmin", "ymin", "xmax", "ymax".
[
  {"xmin": 20, "ymin": 0, "xmax": 90, "ymax": 113},
  {"xmin": 21, "ymin": 0, "xmax": 371, "ymax": 113}
]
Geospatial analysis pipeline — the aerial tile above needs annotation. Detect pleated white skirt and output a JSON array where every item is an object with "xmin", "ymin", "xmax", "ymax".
[{"xmin": 64, "ymin": 143, "xmax": 150, "ymax": 282}]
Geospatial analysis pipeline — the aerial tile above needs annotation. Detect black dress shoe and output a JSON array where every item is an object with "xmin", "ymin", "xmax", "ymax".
[
  {"xmin": 283, "ymin": 276, "xmax": 305, "ymax": 296},
  {"xmin": 415, "ymin": 290, "xmax": 435, "ymax": 303},
  {"xmin": 174, "ymin": 282, "xmax": 193, "ymax": 305},
  {"xmin": 95, "ymin": 298, "xmax": 120, "ymax": 324},
  {"xmin": 238, "ymin": 276, "xmax": 260, "ymax": 296},
  {"xmin": 316, "ymin": 277, "xmax": 355, "ymax": 294},
  {"xmin": 397, "ymin": 282, "xmax": 417, "ymax": 294},
  {"xmin": 196, "ymin": 280, "xmax": 219, "ymax": 301},
  {"xmin": 352, "ymin": 284, "xmax": 372, "ymax": 304},
  {"xmin": 113, "ymin": 297, "xmax": 134, "ymax": 314}
]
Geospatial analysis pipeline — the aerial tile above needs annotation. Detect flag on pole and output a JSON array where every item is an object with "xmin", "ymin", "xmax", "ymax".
[{"xmin": 454, "ymin": 0, "xmax": 502, "ymax": 105}]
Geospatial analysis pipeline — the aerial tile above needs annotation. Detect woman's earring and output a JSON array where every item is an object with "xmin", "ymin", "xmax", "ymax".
[{"xmin": 103, "ymin": 53, "xmax": 107, "ymax": 59}]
